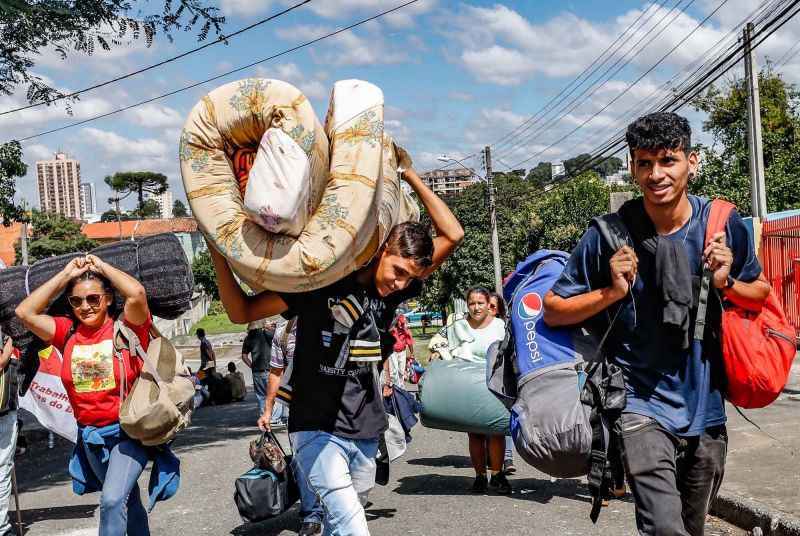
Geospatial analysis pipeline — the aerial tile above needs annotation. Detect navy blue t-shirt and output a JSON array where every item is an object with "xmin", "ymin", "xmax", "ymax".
[{"xmin": 551, "ymin": 196, "xmax": 762, "ymax": 436}]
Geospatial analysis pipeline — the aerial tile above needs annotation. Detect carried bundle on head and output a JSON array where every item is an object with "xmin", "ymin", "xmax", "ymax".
[
  {"xmin": 0, "ymin": 233, "xmax": 194, "ymax": 349},
  {"xmin": 179, "ymin": 77, "xmax": 419, "ymax": 293}
]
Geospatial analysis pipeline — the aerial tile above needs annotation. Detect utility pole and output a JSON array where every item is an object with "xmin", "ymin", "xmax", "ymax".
[
  {"xmin": 743, "ymin": 22, "xmax": 768, "ymax": 219},
  {"xmin": 111, "ymin": 197, "xmax": 123, "ymax": 241},
  {"xmin": 484, "ymin": 146, "xmax": 503, "ymax": 295},
  {"xmin": 20, "ymin": 200, "xmax": 28, "ymax": 266}
]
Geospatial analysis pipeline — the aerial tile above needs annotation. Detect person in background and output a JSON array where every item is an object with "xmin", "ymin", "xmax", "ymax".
[
  {"xmin": 241, "ymin": 319, "xmax": 274, "ymax": 417},
  {"xmin": 226, "ymin": 362, "xmax": 246, "ymax": 402},
  {"xmin": 448, "ymin": 287, "xmax": 510, "ymax": 494},
  {"xmin": 259, "ymin": 318, "xmax": 324, "ymax": 536},
  {"xmin": 16, "ymin": 255, "xmax": 179, "ymax": 536},
  {"xmin": 489, "ymin": 292, "xmax": 516, "ymax": 476},
  {"xmin": 384, "ymin": 314, "xmax": 414, "ymax": 391},
  {"xmin": 0, "ymin": 337, "xmax": 19, "ymax": 536},
  {"xmin": 196, "ymin": 328, "xmax": 216, "ymax": 377}
]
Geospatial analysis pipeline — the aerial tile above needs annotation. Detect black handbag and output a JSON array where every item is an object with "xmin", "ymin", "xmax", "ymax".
[{"xmin": 234, "ymin": 433, "xmax": 299, "ymax": 523}]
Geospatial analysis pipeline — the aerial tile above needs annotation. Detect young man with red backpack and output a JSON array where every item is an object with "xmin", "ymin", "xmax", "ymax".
[{"xmin": 543, "ymin": 112, "xmax": 771, "ymax": 536}]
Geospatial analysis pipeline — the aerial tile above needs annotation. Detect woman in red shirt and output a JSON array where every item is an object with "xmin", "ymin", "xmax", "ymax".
[{"xmin": 16, "ymin": 254, "xmax": 158, "ymax": 536}]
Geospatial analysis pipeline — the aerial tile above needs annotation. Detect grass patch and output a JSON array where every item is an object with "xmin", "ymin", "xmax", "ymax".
[{"xmin": 189, "ymin": 312, "xmax": 247, "ymax": 335}]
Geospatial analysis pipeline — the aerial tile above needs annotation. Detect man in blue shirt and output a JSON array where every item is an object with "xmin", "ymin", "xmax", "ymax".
[{"xmin": 543, "ymin": 112, "xmax": 770, "ymax": 536}]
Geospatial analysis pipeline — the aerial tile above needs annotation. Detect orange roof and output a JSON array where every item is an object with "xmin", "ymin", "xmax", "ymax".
[
  {"xmin": 0, "ymin": 222, "xmax": 23, "ymax": 267},
  {"xmin": 81, "ymin": 218, "xmax": 199, "ymax": 241}
]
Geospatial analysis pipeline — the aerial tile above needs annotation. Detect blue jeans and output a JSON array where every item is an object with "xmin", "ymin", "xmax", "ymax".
[
  {"xmin": 291, "ymin": 431, "xmax": 378, "ymax": 536},
  {"xmin": 252, "ymin": 371, "xmax": 268, "ymax": 416},
  {"xmin": 0, "ymin": 411, "xmax": 17, "ymax": 535},
  {"xmin": 291, "ymin": 453, "xmax": 324, "ymax": 525},
  {"xmin": 85, "ymin": 437, "xmax": 150, "ymax": 536},
  {"xmin": 271, "ymin": 402, "xmax": 289, "ymax": 425},
  {"xmin": 505, "ymin": 435, "xmax": 514, "ymax": 462}
]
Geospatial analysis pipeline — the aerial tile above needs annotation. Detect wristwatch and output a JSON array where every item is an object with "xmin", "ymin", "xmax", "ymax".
[{"xmin": 724, "ymin": 275, "xmax": 735, "ymax": 289}]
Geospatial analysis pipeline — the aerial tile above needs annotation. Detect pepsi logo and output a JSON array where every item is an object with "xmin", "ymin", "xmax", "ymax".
[{"xmin": 518, "ymin": 292, "xmax": 543, "ymax": 319}]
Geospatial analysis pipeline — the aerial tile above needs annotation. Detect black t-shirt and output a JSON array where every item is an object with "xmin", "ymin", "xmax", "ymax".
[
  {"xmin": 242, "ymin": 329, "xmax": 274, "ymax": 372},
  {"xmin": 280, "ymin": 273, "xmax": 422, "ymax": 439}
]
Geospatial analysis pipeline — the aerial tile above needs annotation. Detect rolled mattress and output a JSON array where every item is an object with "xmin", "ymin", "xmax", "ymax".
[
  {"xmin": 419, "ymin": 360, "xmax": 511, "ymax": 436},
  {"xmin": 179, "ymin": 77, "xmax": 419, "ymax": 293},
  {"xmin": 0, "ymin": 233, "xmax": 194, "ymax": 348}
]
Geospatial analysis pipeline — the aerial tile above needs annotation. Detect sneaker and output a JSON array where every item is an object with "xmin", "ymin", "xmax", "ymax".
[
  {"xmin": 298, "ymin": 521, "xmax": 322, "ymax": 535},
  {"xmin": 503, "ymin": 459, "xmax": 517, "ymax": 475},
  {"xmin": 471, "ymin": 473, "xmax": 488, "ymax": 493},
  {"xmin": 489, "ymin": 471, "xmax": 512, "ymax": 495}
]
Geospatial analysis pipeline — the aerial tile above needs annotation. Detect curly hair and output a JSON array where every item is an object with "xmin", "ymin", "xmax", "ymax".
[{"xmin": 626, "ymin": 112, "xmax": 692, "ymax": 155}]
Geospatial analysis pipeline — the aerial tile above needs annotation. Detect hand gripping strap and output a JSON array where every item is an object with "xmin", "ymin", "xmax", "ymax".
[{"xmin": 694, "ymin": 199, "xmax": 735, "ymax": 342}]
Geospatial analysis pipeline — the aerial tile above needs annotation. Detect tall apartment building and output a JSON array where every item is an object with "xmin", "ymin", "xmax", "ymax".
[
  {"xmin": 144, "ymin": 190, "xmax": 173, "ymax": 219},
  {"xmin": 419, "ymin": 167, "xmax": 479, "ymax": 197},
  {"xmin": 80, "ymin": 182, "xmax": 97, "ymax": 218},
  {"xmin": 35, "ymin": 152, "xmax": 82, "ymax": 219}
]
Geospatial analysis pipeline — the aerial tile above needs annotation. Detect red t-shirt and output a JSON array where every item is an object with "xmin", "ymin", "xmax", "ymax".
[{"xmin": 52, "ymin": 315, "xmax": 152, "ymax": 427}]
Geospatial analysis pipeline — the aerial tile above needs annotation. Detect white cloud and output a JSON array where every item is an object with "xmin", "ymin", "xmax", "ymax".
[
  {"xmin": 302, "ymin": 0, "xmax": 436, "ymax": 27},
  {"xmin": 276, "ymin": 24, "xmax": 407, "ymax": 66},
  {"xmin": 254, "ymin": 63, "xmax": 328, "ymax": 100},
  {"xmin": 82, "ymin": 127, "xmax": 169, "ymax": 157},
  {"xmin": 220, "ymin": 0, "xmax": 273, "ymax": 17},
  {"xmin": 124, "ymin": 104, "xmax": 184, "ymax": 128},
  {"xmin": 0, "ymin": 91, "xmax": 115, "ymax": 134},
  {"xmin": 22, "ymin": 143, "xmax": 55, "ymax": 162}
]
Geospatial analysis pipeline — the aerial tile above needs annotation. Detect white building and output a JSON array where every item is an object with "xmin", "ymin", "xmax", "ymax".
[
  {"xmin": 551, "ymin": 161, "xmax": 566, "ymax": 179},
  {"xmin": 79, "ymin": 182, "xmax": 97, "ymax": 219},
  {"xmin": 35, "ymin": 152, "xmax": 82, "ymax": 219},
  {"xmin": 144, "ymin": 190, "xmax": 173, "ymax": 219}
]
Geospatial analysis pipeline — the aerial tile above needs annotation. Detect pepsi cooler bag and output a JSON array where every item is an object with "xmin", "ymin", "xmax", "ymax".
[{"xmin": 494, "ymin": 250, "xmax": 602, "ymax": 478}]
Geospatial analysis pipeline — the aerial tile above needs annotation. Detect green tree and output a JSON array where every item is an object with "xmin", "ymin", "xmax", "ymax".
[
  {"xmin": 692, "ymin": 65, "xmax": 800, "ymax": 214},
  {"xmin": 105, "ymin": 172, "xmax": 168, "ymax": 216},
  {"xmin": 15, "ymin": 210, "xmax": 98, "ymax": 264},
  {"xmin": 0, "ymin": 141, "xmax": 26, "ymax": 225},
  {"xmin": 100, "ymin": 208, "xmax": 133, "ymax": 222},
  {"xmin": 1, "ymin": 1, "xmax": 224, "ymax": 106},
  {"xmin": 131, "ymin": 198, "xmax": 160, "ymax": 219},
  {"xmin": 172, "ymin": 199, "xmax": 189, "ymax": 217},
  {"xmin": 191, "ymin": 248, "xmax": 218, "ymax": 300},
  {"xmin": 525, "ymin": 162, "xmax": 552, "ymax": 187}
]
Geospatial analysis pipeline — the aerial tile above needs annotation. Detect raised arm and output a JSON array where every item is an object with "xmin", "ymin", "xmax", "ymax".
[
  {"xmin": 16, "ymin": 257, "xmax": 88, "ymax": 343},
  {"xmin": 401, "ymin": 167, "xmax": 464, "ymax": 278},
  {"xmin": 206, "ymin": 242, "xmax": 288, "ymax": 323},
  {"xmin": 85, "ymin": 254, "xmax": 149, "ymax": 326}
]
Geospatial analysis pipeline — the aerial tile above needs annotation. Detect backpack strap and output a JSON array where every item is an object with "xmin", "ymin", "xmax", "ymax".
[{"xmin": 693, "ymin": 199, "xmax": 735, "ymax": 342}]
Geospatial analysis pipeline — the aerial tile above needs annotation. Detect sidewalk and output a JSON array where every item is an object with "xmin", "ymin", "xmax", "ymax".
[{"xmin": 711, "ymin": 357, "xmax": 800, "ymax": 535}]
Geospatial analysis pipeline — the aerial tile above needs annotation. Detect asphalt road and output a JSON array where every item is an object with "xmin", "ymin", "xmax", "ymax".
[{"xmin": 15, "ymin": 358, "xmax": 745, "ymax": 536}]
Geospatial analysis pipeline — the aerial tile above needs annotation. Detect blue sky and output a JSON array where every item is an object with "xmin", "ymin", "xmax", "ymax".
[{"xmin": 3, "ymin": 0, "xmax": 799, "ymax": 213}]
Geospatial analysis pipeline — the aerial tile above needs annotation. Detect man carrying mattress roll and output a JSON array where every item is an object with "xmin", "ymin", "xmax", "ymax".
[{"xmin": 208, "ymin": 157, "xmax": 463, "ymax": 536}]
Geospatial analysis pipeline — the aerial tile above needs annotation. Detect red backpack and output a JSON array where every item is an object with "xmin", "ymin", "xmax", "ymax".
[{"xmin": 697, "ymin": 200, "xmax": 797, "ymax": 408}]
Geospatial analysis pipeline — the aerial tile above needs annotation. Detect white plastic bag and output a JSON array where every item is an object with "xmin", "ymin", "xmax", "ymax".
[{"xmin": 243, "ymin": 128, "xmax": 311, "ymax": 237}]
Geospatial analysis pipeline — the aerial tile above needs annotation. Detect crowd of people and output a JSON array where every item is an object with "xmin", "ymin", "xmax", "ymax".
[{"xmin": 0, "ymin": 112, "xmax": 770, "ymax": 536}]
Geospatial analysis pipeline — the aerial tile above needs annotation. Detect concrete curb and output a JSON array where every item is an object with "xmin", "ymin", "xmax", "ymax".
[{"xmin": 712, "ymin": 491, "xmax": 800, "ymax": 536}]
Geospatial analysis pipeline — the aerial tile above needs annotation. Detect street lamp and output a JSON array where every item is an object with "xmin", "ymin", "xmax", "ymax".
[{"xmin": 437, "ymin": 154, "xmax": 503, "ymax": 295}]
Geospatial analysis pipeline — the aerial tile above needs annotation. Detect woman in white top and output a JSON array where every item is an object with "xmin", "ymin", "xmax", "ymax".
[{"xmin": 448, "ymin": 287, "xmax": 510, "ymax": 494}]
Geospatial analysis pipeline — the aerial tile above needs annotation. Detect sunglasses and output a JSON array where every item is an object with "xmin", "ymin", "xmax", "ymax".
[{"xmin": 68, "ymin": 294, "xmax": 106, "ymax": 308}]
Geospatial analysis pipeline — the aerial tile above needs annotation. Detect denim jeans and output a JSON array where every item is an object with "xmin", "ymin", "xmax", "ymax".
[
  {"xmin": 291, "ymin": 452, "xmax": 324, "ymax": 525},
  {"xmin": 291, "ymin": 431, "xmax": 378, "ymax": 536},
  {"xmin": 84, "ymin": 436, "xmax": 150, "ymax": 536},
  {"xmin": 252, "ymin": 371, "xmax": 268, "ymax": 416},
  {"xmin": 504, "ymin": 435, "xmax": 514, "ymax": 462},
  {"xmin": 271, "ymin": 402, "xmax": 289, "ymax": 425},
  {"xmin": 0, "ymin": 411, "xmax": 17, "ymax": 535},
  {"xmin": 617, "ymin": 413, "xmax": 727, "ymax": 536}
]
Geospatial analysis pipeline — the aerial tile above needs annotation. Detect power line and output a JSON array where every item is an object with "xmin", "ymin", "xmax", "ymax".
[
  {"xmin": 0, "ymin": 0, "xmax": 313, "ymax": 116},
  {"xmin": 504, "ymin": 0, "xmax": 732, "ymax": 170},
  {"xmin": 539, "ymin": 0, "xmax": 800, "ymax": 198},
  {"xmin": 488, "ymin": 0, "xmax": 670, "ymax": 151},
  {"xmin": 8, "ymin": 0, "xmax": 419, "ymax": 144},
  {"xmin": 494, "ymin": 0, "xmax": 697, "ymax": 163}
]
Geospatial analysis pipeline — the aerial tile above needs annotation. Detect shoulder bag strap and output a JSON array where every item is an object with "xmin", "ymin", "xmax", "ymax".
[
  {"xmin": 115, "ymin": 319, "xmax": 165, "ymax": 387},
  {"xmin": 694, "ymin": 199, "xmax": 735, "ymax": 342}
]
